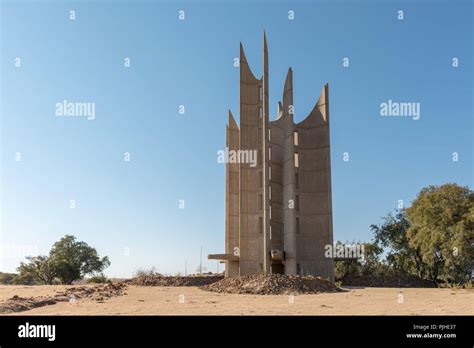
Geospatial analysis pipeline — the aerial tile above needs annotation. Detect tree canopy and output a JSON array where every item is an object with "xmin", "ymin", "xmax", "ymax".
[
  {"xmin": 337, "ymin": 183, "xmax": 473, "ymax": 285},
  {"xmin": 17, "ymin": 235, "xmax": 110, "ymax": 285},
  {"xmin": 406, "ymin": 184, "xmax": 473, "ymax": 283}
]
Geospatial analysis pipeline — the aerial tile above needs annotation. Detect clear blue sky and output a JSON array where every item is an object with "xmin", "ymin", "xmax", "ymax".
[{"xmin": 1, "ymin": 0, "xmax": 472, "ymax": 277}]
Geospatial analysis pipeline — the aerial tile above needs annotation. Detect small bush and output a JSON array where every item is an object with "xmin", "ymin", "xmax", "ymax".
[
  {"xmin": 134, "ymin": 267, "xmax": 161, "ymax": 278},
  {"xmin": 87, "ymin": 274, "xmax": 110, "ymax": 284},
  {"xmin": 0, "ymin": 272, "xmax": 17, "ymax": 284}
]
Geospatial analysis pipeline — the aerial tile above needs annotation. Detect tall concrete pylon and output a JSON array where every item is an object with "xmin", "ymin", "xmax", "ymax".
[{"xmin": 209, "ymin": 33, "xmax": 334, "ymax": 282}]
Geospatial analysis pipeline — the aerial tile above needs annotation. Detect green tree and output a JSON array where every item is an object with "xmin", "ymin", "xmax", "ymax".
[
  {"xmin": 49, "ymin": 235, "xmax": 110, "ymax": 284},
  {"xmin": 406, "ymin": 184, "xmax": 473, "ymax": 283},
  {"xmin": 371, "ymin": 210, "xmax": 426, "ymax": 278},
  {"xmin": 334, "ymin": 241, "xmax": 382, "ymax": 279},
  {"xmin": 16, "ymin": 256, "xmax": 56, "ymax": 285},
  {"xmin": 0, "ymin": 272, "xmax": 17, "ymax": 284},
  {"xmin": 360, "ymin": 242, "xmax": 383, "ymax": 273},
  {"xmin": 16, "ymin": 235, "xmax": 111, "ymax": 285}
]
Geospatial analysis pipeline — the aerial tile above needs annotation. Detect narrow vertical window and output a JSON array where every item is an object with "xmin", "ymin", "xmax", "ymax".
[
  {"xmin": 259, "ymin": 86, "xmax": 263, "ymax": 101},
  {"xmin": 269, "ymin": 185, "xmax": 272, "ymax": 200},
  {"xmin": 268, "ymin": 128, "xmax": 271, "ymax": 141},
  {"xmin": 294, "ymin": 131, "xmax": 299, "ymax": 146},
  {"xmin": 269, "ymin": 166, "xmax": 272, "ymax": 180},
  {"xmin": 296, "ymin": 217, "xmax": 300, "ymax": 234},
  {"xmin": 294, "ymin": 152, "xmax": 299, "ymax": 168},
  {"xmin": 269, "ymin": 147, "xmax": 272, "ymax": 161},
  {"xmin": 258, "ymin": 171, "xmax": 263, "ymax": 188},
  {"xmin": 295, "ymin": 172, "xmax": 299, "ymax": 189},
  {"xmin": 295, "ymin": 194, "xmax": 299, "ymax": 211},
  {"xmin": 259, "ymin": 217, "xmax": 263, "ymax": 234}
]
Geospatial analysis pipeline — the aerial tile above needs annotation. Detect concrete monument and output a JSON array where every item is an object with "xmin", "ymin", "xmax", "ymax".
[{"xmin": 209, "ymin": 33, "xmax": 334, "ymax": 281}]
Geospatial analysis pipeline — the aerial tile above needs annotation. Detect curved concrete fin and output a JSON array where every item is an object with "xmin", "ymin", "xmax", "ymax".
[
  {"xmin": 277, "ymin": 101, "xmax": 283, "ymax": 117},
  {"xmin": 317, "ymin": 84, "xmax": 329, "ymax": 122},
  {"xmin": 263, "ymin": 30, "xmax": 268, "ymax": 52},
  {"xmin": 262, "ymin": 31, "xmax": 268, "ymax": 83},
  {"xmin": 283, "ymin": 67, "xmax": 293, "ymax": 114},
  {"xmin": 272, "ymin": 101, "xmax": 284, "ymax": 121},
  {"xmin": 317, "ymin": 83, "xmax": 328, "ymax": 107},
  {"xmin": 228, "ymin": 110, "xmax": 239, "ymax": 130},
  {"xmin": 262, "ymin": 30, "xmax": 268, "ymax": 80},
  {"xmin": 240, "ymin": 42, "xmax": 258, "ymax": 82},
  {"xmin": 283, "ymin": 68, "xmax": 293, "ymax": 95},
  {"xmin": 297, "ymin": 84, "xmax": 329, "ymax": 127}
]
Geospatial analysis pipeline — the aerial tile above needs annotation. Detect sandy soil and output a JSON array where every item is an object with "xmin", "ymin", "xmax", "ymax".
[
  {"xmin": 1, "ymin": 285, "xmax": 472, "ymax": 315},
  {"xmin": 0, "ymin": 284, "xmax": 73, "ymax": 301}
]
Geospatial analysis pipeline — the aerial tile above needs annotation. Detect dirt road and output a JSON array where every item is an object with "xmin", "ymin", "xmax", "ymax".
[{"xmin": 0, "ymin": 285, "xmax": 472, "ymax": 315}]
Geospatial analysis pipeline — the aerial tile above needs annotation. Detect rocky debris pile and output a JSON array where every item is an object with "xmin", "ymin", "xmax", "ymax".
[
  {"xmin": 55, "ymin": 282, "xmax": 128, "ymax": 301},
  {"xmin": 200, "ymin": 274, "xmax": 341, "ymax": 295},
  {"xmin": 0, "ymin": 282, "xmax": 128, "ymax": 313},
  {"xmin": 0, "ymin": 296, "xmax": 58, "ymax": 313},
  {"xmin": 340, "ymin": 274, "xmax": 437, "ymax": 288},
  {"xmin": 128, "ymin": 275, "xmax": 223, "ymax": 287}
]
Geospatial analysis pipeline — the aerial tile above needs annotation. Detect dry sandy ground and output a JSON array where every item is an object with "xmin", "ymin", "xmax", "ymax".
[{"xmin": 0, "ymin": 285, "xmax": 472, "ymax": 315}]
